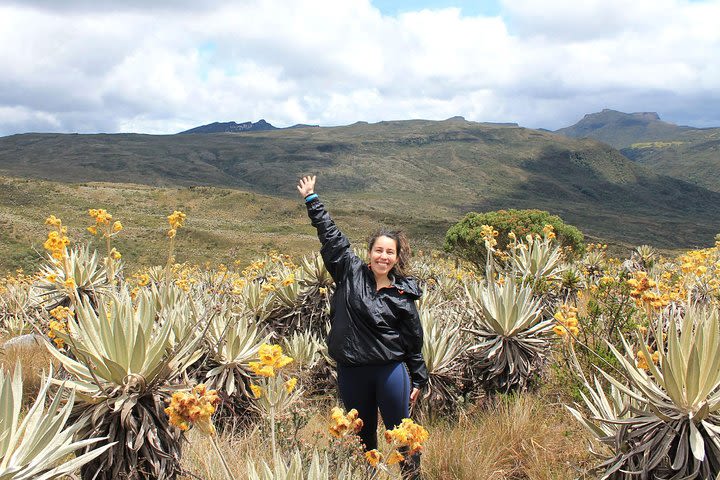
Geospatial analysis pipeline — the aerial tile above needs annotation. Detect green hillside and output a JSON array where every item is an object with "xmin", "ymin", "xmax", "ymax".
[{"xmin": 1, "ymin": 117, "xmax": 719, "ymax": 269}]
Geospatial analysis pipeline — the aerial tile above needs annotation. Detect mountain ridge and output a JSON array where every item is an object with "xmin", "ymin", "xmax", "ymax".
[{"xmin": 1, "ymin": 117, "xmax": 719, "ymax": 249}]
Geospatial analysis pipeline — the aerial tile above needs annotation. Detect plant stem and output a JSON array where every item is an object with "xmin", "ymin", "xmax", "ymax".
[
  {"xmin": 270, "ymin": 404, "xmax": 277, "ymax": 460},
  {"xmin": 165, "ymin": 236, "xmax": 175, "ymax": 289},
  {"xmin": 105, "ymin": 232, "xmax": 115, "ymax": 286},
  {"xmin": 210, "ymin": 435, "xmax": 236, "ymax": 480}
]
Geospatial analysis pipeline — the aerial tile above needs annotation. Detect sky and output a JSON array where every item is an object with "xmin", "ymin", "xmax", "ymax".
[{"xmin": 0, "ymin": 0, "xmax": 719, "ymax": 136}]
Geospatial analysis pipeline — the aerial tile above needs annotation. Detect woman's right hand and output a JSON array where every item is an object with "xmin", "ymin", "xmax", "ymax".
[{"xmin": 297, "ymin": 175, "xmax": 316, "ymax": 198}]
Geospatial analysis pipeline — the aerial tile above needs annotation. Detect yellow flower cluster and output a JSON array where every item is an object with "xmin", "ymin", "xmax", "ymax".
[
  {"xmin": 542, "ymin": 224, "xmax": 556, "ymax": 240},
  {"xmin": 249, "ymin": 377, "xmax": 297, "ymax": 399},
  {"xmin": 165, "ymin": 384, "xmax": 220, "ymax": 435},
  {"xmin": 47, "ymin": 320, "xmax": 67, "ymax": 348},
  {"xmin": 636, "ymin": 346, "xmax": 660, "ymax": 371},
  {"xmin": 167, "ymin": 210, "xmax": 187, "ymax": 238},
  {"xmin": 50, "ymin": 305, "xmax": 72, "ymax": 320},
  {"xmin": 384, "ymin": 418, "xmax": 430, "ymax": 456},
  {"xmin": 480, "ymin": 224, "xmax": 499, "ymax": 248},
  {"xmin": 627, "ymin": 272, "xmax": 670, "ymax": 309},
  {"xmin": 553, "ymin": 304, "xmax": 579, "ymax": 338},
  {"xmin": 329, "ymin": 407, "xmax": 364, "ymax": 438},
  {"xmin": 248, "ymin": 343, "xmax": 294, "ymax": 377},
  {"xmin": 88, "ymin": 208, "xmax": 113, "ymax": 225},
  {"xmin": 43, "ymin": 216, "xmax": 70, "ymax": 260}
]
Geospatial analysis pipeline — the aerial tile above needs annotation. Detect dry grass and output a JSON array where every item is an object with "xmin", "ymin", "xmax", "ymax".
[
  {"xmin": 179, "ymin": 394, "xmax": 594, "ymax": 480},
  {"xmin": 179, "ymin": 426, "xmax": 271, "ymax": 480},
  {"xmin": 0, "ymin": 333, "xmax": 57, "ymax": 399},
  {"xmin": 422, "ymin": 395, "xmax": 593, "ymax": 480}
]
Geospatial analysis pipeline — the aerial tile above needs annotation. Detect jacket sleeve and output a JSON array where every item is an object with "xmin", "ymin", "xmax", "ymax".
[
  {"xmin": 305, "ymin": 196, "xmax": 355, "ymax": 284},
  {"xmin": 401, "ymin": 299, "xmax": 429, "ymax": 390}
]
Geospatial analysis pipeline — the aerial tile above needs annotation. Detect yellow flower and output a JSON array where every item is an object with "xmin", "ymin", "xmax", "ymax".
[
  {"xmin": 167, "ymin": 210, "xmax": 187, "ymax": 229},
  {"xmin": 365, "ymin": 449, "xmax": 382, "ymax": 467},
  {"xmin": 137, "ymin": 273, "xmax": 150, "ymax": 287},
  {"xmin": 88, "ymin": 208, "xmax": 113, "ymax": 224},
  {"xmin": 250, "ymin": 384, "xmax": 263, "ymax": 399},
  {"xmin": 329, "ymin": 407, "xmax": 364, "ymax": 438},
  {"xmin": 113, "ymin": 221, "xmax": 123, "ymax": 232},
  {"xmin": 164, "ymin": 384, "xmax": 220, "ymax": 436},
  {"xmin": 254, "ymin": 343, "xmax": 294, "ymax": 372},
  {"xmin": 480, "ymin": 224, "xmax": 499, "ymax": 247},
  {"xmin": 87, "ymin": 226, "xmax": 98, "ymax": 235},
  {"xmin": 45, "ymin": 215, "xmax": 62, "ymax": 227},
  {"xmin": 319, "ymin": 287, "xmax": 328, "ymax": 295},
  {"xmin": 284, "ymin": 377, "xmax": 297, "ymax": 394},
  {"xmin": 258, "ymin": 343, "xmax": 283, "ymax": 365},
  {"xmin": 384, "ymin": 418, "xmax": 429, "ymax": 455},
  {"xmin": 387, "ymin": 450, "xmax": 405, "ymax": 465},
  {"xmin": 248, "ymin": 361, "xmax": 275, "ymax": 377},
  {"xmin": 50, "ymin": 306, "xmax": 72, "ymax": 320},
  {"xmin": 281, "ymin": 274, "xmax": 295, "ymax": 286},
  {"xmin": 47, "ymin": 319, "xmax": 67, "ymax": 348},
  {"xmin": 64, "ymin": 278, "xmax": 76, "ymax": 290},
  {"xmin": 43, "ymin": 230, "xmax": 70, "ymax": 260},
  {"xmin": 45, "ymin": 273, "xmax": 57, "ymax": 283},
  {"xmin": 110, "ymin": 248, "xmax": 121, "ymax": 260},
  {"xmin": 167, "ymin": 228, "xmax": 177, "ymax": 238}
]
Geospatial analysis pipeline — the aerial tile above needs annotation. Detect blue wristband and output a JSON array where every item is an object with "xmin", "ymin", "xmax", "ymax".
[{"xmin": 304, "ymin": 193, "xmax": 318, "ymax": 203}]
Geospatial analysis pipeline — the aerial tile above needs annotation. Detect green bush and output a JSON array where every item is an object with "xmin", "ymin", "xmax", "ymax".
[{"xmin": 444, "ymin": 209, "xmax": 584, "ymax": 269}]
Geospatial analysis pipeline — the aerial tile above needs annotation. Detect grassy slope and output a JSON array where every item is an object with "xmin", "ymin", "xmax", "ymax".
[
  {"xmin": 0, "ymin": 177, "xmax": 388, "ymax": 274},
  {"xmin": 1, "ymin": 118, "xmax": 719, "ymax": 273},
  {"xmin": 621, "ymin": 133, "xmax": 720, "ymax": 192}
]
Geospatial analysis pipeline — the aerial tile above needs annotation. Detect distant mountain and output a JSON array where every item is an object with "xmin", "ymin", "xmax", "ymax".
[
  {"xmin": 178, "ymin": 120, "xmax": 320, "ymax": 134},
  {"xmin": 179, "ymin": 119, "xmax": 278, "ymax": 134},
  {"xmin": 555, "ymin": 109, "xmax": 695, "ymax": 149},
  {"xmin": 556, "ymin": 109, "xmax": 720, "ymax": 193},
  {"xmin": 2, "ymin": 118, "xmax": 720, "ymax": 249}
]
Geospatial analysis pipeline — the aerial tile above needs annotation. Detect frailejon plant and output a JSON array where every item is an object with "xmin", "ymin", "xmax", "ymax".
[
  {"xmin": 35, "ymin": 244, "xmax": 111, "ymax": 310},
  {"xmin": 568, "ymin": 305, "xmax": 720, "ymax": 478},
  {"xmin": 416, "ymin": 303, "xmax": 465, "ymax": 419},
  {"xmin": 45, "ymin": 289, "xmax": 205, "ymax": 480},
  {"xmin": 0, "ymin": 364, "xmax": 113, "ymax": 479},
  {"xmin": 464, "ymin": 277, "xmax": 554, "ymax": 394},
  {"xmin": 507, "ymin": 227, "xmax": 567, "ymax": 293},
  {"xmin": 0, "ymin": 280, "xmax": 37, "ymax": 336}
]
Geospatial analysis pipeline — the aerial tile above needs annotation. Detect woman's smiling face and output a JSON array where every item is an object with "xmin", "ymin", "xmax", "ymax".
[{"xmin": 369, "ymin": 235, "xmax": 398, "ymax": 277}]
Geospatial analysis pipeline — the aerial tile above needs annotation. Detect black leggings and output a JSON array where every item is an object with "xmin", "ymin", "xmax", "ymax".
[{"xmin": 337, "ymin": 361, "xmax": 410, "ymax": 451}]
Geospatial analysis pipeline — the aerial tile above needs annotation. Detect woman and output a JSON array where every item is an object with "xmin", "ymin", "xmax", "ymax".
[{"xmin": 297, "ymin": 175, "xmax": 427, "ymax": 477}]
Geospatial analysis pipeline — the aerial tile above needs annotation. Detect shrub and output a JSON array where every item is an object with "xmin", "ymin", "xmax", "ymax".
[{"xmin": 444, "ymin": 209, "xmax": 584, "ymax": 270}]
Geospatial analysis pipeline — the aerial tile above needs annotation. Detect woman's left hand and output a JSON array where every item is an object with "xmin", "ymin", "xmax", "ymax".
[{"xmin": 410, "ymin": 387, "xmax": 420, "ymax": 405}]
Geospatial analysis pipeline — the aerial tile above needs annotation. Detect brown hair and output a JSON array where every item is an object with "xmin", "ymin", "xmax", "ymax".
[{"xmin": 367, "ymin": 228, "xmax": 412, "ymax": 277}]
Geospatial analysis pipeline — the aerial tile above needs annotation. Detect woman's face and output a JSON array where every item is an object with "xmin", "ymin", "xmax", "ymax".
[{"xmin": 369, "ymin": 235, "xmax": 398, "ymax": 277}]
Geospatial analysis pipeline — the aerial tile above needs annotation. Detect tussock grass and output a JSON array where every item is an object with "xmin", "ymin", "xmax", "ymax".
[
  {"xmin": 0, "ymin": 333, "xmax": 56, "ymax": 400},
  {"xmin": 419, "ymin": 394, "xmax": 591, "ymax": 480}
]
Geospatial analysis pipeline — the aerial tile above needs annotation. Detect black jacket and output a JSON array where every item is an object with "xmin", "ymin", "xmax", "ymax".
[{"xmin": 306, "ymin": 196, "xmax": 429, "ymax": 389}]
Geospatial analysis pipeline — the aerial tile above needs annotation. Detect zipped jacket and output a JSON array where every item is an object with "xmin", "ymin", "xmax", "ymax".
[{"xmin": 306, "ymin": 196, "xmax": 429, "ymax": 389}]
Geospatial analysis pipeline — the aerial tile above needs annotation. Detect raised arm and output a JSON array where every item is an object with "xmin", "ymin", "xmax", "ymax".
[{"xmin": 298, "ymin": 175, "xmax": 356, "ymax": 283}]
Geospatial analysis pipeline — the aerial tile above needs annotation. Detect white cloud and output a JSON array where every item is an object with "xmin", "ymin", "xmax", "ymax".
[{"xmin": 0, "ymin": 0, "xmax": 719, "ymax": 135}]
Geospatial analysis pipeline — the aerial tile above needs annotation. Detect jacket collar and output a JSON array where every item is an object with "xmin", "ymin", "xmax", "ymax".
[{"xmin": 366, "ymin": 265, "xmax": 423, "ymax": 299}]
